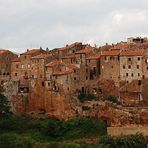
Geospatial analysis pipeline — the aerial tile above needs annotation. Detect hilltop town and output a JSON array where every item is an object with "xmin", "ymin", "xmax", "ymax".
[{"xmin": 0, "ymin": 37, "xmax": 148, "ymax": 133}]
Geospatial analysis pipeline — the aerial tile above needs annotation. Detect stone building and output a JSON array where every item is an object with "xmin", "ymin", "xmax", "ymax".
[
  {"xmin": 127, "ymin": 37, "xmax": 147, "ymax": 44},
  {"xmin": 18, "ymin": 49, "xmax": 46, "ymax": 80},
  {"xmin": 56, "ymin": 42, "xmax": 83, "ymax": 58},
  {"xmin": 120, "ymin": 50, "xmax": 143, "ymax": 83},
  {"xmin": 143, "ymin": 52, "xmax": 148, "ymax": 79},
  {"xmin": 11, "ymin": 57, "xmax": 20, "ymax": 80},
  {"xmin": 84, "ymin": 54, "xmax": 101, "ymax": 95},
  {"xmin": 100, "ymin": 49, "xmax": 121, "ymax": 86},
  {"xmin": 31, "ymin": 53, "xmax": 53, "ymax": 81},
  {"xmin": 0, "ymin": 49, "xmax": 18, "ymax": 84}
]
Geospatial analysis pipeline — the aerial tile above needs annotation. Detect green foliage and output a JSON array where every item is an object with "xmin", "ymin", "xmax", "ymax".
[
  {"xmin": 82, "ymin": 106, "xmax": 91, "ymax": 111},
  {"xmin": 43, "ymin": 117, "xmax": 107, "ymax": 139},
  {"xmin": 0, "ymin": 133, "xmax": 34, "ymax": 148},
  {"xmin": 0, "ymin": 93, "xmax": 11, "ymax": 117},
  {"xmin": 78, "ymin": 93, "xmax": 97, "ymax": 102},
  {"xmin": 99, "ymin": 133, "xmax": 147, "ymax": 148},
  {"xmin": 107, "ymin": 95, "xmax": 118, "ymax": 103}
]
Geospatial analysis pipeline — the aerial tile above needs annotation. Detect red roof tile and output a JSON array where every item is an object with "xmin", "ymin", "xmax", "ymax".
[
  {"xmin": 66, "ymin": 64, "xmax": 80, "ymax": 70},
  {"xmin": 46, "ymin": 60, "xmax": 62, "ymax": 67},
  {"xmin": 53, "ymin": 70, "xmax": 72, "ymax": 76},
  {"xmin": 0, "ymin": 50, "xmax": 9, "ymax": 54},
  {"xmin": 102, "ymin": 49, "xmax": 120, "ymax": 56},
  {"xmin": 120, "ymin": 50, "xmax": 143, "ymax": 56},
  {"xmin": 58, "ymin": 42, "xmax": 81, "ymax": 51},
  {"xmin": 11, "ymin": 57, "xmax": 20, "ymax": 62},
  {"xmin": 62, "ymin": 54, "xmax": 76, "ymax": 59},
  {"xmin": 86, "ymin": 54, "xmax": 101, "ymax": 60},
  {"xmin": 76, "ymin": 47, "xmax": 94, "ymax": 54},
  {"xmin": 21, "ymin": 49, "xmax": 45, "ymax": 55},
  {"xmin": 32, "ymin": 54, "xmax": 52, "ymax": 59}
]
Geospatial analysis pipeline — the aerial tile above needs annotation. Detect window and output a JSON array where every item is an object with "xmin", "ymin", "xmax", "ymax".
[
  {"xmin": 15, "ymin": 73, "xmax": 17, "ymax": 76},
  {"xmin": 16, "ymin": 65, "xmax": 19, "ymax": 68},
  {"xmin": 123, "ymin": 65, "xmax": 125, "ymax": 69},
  {"xmin": 105, "ymin": 56, "xmax": 107, "ymax": 60},
  {"xmin": 110, "ymin": 56, "xmax": 112, "ymax": 60},
  {"xmin": 137, "ymin": 57, "xmax": 140, "ymax": 61},
  {"xmin": 42, "ymin": 82, "xmax": 44, "ymax": 87},
  {"xmin": 86, "ymin": 76, "xmax": 88, "ymax": 80},
  {"xmin": 137, "ymin": 65, "xmax": 139, "ymax": 69},
  {"xmin": 111, "ymin": 65, "xmax": 113, "ymax": 68},
  {"xmin": 74, "ymin": 77, "xmax": 77, "ymax": 80},
  {"xmin": 131, "ymin": 73, "xmax": 134, "ymax": 77},
  {"xmin": 126, "ymin": 73, "xmax": 128, "ymax": 77},
  {"xmin": 24, "ymin": 56, "xmax": 27, "ymax": 59},
  {"xmin": 138, "ymin": 73, "xmax": 140, "ymax": 77},
  {"xmin": 128, "ymin": 65, "xmax": 131, "ymax": 69},
  {"xmin": 147, "ymin": 66, "xmax": 148, "ymax": 70},
  {"xmin": 128, "ymin": 58, "xmax": 131, "ymax": 61}
]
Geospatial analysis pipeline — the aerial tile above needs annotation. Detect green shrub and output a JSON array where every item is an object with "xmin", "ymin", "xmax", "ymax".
[
  {"xmin": 82, "ymin": 106, "xmax": 91, "ymax": 111},
  {"xmin": 107, "ymin": 96, "xmax": 118, "ymax": 103},
  {"xmin": 0, "ymin": 133, "xmax": 34, "ymax": 148},
  {"xmin": 99, "ymin": 133, "xmax": 147, "ymax": 148},
  {"xmin": 44, "ymin": 117, "xmax": 107, "ymax": 139},
  {"xmin": 78, "ymin": 93, "xmax": 96, "ymax": 102}
]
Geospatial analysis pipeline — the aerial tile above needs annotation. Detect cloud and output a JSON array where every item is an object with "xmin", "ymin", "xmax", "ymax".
[{"xmin": 0, "ymin": 0, "xmax": 148, "ymax": 52}]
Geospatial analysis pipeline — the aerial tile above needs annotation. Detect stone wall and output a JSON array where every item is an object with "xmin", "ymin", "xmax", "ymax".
[{"xmin": 107, "ymin": 126, "xmax": 148, "ymax": 136}]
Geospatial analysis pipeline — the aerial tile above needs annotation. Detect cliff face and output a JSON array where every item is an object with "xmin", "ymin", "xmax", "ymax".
[
  {"xmin": 3, "ymin": 80, "xmax": 148, "ymax": 126},
  {"xmin": 81, "ymin": 101, "xmax": 148, "ymax": 127},
  {"xmin": 4, "ymin": 81, "xmax": 75, "ymax": 120}
]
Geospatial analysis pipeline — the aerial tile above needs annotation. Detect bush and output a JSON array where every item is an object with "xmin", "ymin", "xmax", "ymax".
[
  {"xmin": 82, "ymin": 106, "xmax": 91, "ymax": 111},
  {"xmin": 78, "ymin": 93, "xmax": 96, "ymax": 102},
  {"xmin": 99, "ymin": 133, "xmax": 147, "ymax": 148},
  {"xmin": 107, "ymin": 96, "xmax": 118, "ymax": 103},
  {"xmin": 0, "ymin": 133, "xmax": 34, "ymax": 148},
  {"xmin": 43, "ymin": 117, "xmax": 107, "ymax": 139}
]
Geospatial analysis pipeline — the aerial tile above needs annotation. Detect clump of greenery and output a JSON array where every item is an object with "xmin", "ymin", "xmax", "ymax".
[
  {"xmin": 0, "ymin": 93, "xmax": 12, "ymax": 117},
  {"xmin": 98, "ymin": 133, "xmax": 147, "ymax": 148},
  {"xmin": 43, "ymin": 117, "xmax": 107, "ymax": 139},
  {"xmin": 0, "ymin": 133, "xmax": 34, "ymax": 148},
  {"xmin": 82, "ymin": 106, "xmax": 91, "ymax": 111},
  {"xmin": 107, "ymin": 95, "xmax": 118, "ymax": 103},
  {"xmin": 78, "ymin": 93, "xmax": 97, "ymax": 102}
]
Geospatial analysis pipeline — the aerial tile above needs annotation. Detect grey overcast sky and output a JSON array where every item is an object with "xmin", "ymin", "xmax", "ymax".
[{"xmin": 0, "ymin": 0, "xmax": 148, "ymax": 52}]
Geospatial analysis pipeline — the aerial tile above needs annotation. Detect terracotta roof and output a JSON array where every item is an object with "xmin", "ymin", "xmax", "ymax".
[
  {"xmin": 46, "ymin": 60, "xmax": 62, "ymax": 67},
  {"xmin": 53, "ymin": 70, "xmax": 72, "ymax": 76},
  {"xmin": 76, "ymin": 47, "xmax": 94, "ymax": 54},
  {"xmin": 102, "ymin": 49, "xmax": 120, "ymax": 56},
  {"xmin": 32, "ymin": 54, "xmax": 52, "ymax": 59},
  {"xmin": 58, "ymin": 42, "xmax": 81, "ymax": 51},
  {"xmin": 21, "ymin": 49, "xmax": 45, "ymax": 55},
  {"xmin": 120, "ymin": 50, "xmax": 143, "ymax": 56},
  {"xmin": 86, "ymin": 54, "xmax": 101, "ymax": 60},
  {"xmin": 11, "ymin": 57, "xmax": 20, "ymax": 62},
  {"xmin": 144, "ymin": 55, "xmax": 148, "ymax": 58},
  {"xmin": 62, "ymin": 54, "xmax": 76, "ymax": 59},
  {"xmin": 66, "ymin": 64, "xmax": 80, "ymax": 70},
  {"xmin": 0, "ymin": 50, "xmax": 9, "ymax": 54}
]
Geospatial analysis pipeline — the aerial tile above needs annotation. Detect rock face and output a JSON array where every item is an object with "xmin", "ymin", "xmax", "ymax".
[
  {"xmin": 3, "ymin": 80, "xmax": 148, "ymax": 126},
  {"xmin": 81, "ymin": 101, "xmax": 148, "ymax": 127},
  {"xmin": 4, "ymin": 81, "xmax": 75, "ymax": 120}
]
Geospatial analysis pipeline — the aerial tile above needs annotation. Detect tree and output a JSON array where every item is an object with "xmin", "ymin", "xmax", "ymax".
[{"xmin": 0, "ymin": 93, "xmax": 11, "ymax": 117}]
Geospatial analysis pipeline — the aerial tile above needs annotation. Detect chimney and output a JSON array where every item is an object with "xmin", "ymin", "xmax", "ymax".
[
  {"xmin": 40, "ymin": 47, "xmax": 42, "ymax": 50},
  {"xmin": 46, "ymin": 47, "xmax": 49, "ymax": 52},
  {"xmin": 27, "ymin": 49, "xmax": 29, "ymax": 52}
]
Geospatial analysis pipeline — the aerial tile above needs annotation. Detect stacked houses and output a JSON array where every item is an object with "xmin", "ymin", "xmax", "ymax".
[{"xmin": 0, "ymin": 37, "xmax": 148, "ymax": 110}]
